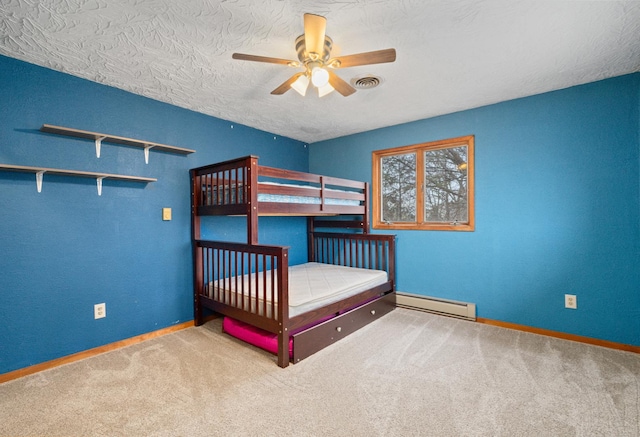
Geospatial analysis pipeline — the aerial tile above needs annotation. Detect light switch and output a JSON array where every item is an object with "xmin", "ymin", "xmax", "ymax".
[{"xmin": 162, "ymin": 207, "xmax": 172, "ymax": 221}]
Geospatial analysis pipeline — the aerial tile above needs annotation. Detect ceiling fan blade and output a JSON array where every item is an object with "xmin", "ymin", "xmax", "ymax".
[
  {"xmin": 327, "ymin": 70, "xmax": 356, "ymax": 97},
  {"xmin": 329, "ymin": 48, "xmax": 396, "ymax": 68},
  {"xmin": 304, "ymin": 13, "xmax": 327, "ymax": 58},
  {"xmin": 271, "ymin": 73, "xmax": 305, "ymax": 95},
  {"xmin": 232, "ymin": 53, "xmax": 295, "ymax": 66}
]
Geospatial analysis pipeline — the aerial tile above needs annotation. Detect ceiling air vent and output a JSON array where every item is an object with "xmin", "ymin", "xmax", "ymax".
[{"xmin": 351, "ymin": 75, "xmax": 382, "ymax": 89}]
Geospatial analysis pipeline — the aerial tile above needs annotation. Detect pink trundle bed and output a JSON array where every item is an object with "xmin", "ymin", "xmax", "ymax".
[{"xmin": 190, "ymin": 155, "xmax": 396, "ymax": 367}]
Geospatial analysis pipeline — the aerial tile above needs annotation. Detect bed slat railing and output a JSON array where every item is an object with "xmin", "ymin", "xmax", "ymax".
[
  {"xmin": 194, "ymin": 240, "xmax": 289, "ymax": 335},
  {"xmin": 192, "ymin": 156, "xmax": 368, "ymax": 210},
  {"xmin": 191, "ymin": 157, "xmax": 368, "ymax": 238},
  {"xmin": 309, "ymin": 232, "xmax": 396, "ymax": 282},
  {"xmin": 194, "ymin": 160, "xmax": 249, "ymax": 208}
]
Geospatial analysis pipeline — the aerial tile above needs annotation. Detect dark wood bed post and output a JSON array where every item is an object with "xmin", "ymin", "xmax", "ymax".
[
  {"xmin": 307, "ymin": 217, "xmax": 315, "ymax": 262},
  {"xmin": 388, "ymin": 235, "xmax": 396, "ymax": 290},
  {"xmin": 190, "ymin": 169, "xmax": 204, "ymax": 326},
  {"xmin": 276, "ymin": 248, "xmax": 290, "ymax": 367},
  {"xmin": 364, "ymin": 182, "xmax": 371, "ymax": 233},
  {"xmin": 248, "ymin": 156, "xmax": 259, "ymax": 245}
]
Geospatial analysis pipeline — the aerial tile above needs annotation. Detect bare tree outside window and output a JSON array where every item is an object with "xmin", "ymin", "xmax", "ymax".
[
  {"xmin": 373, "ymin": 136, "xmax": 474, "ymax": 231},
  {"xmin": 424, "ymin": 146, "xmax": 468, "ymax": 223},
  {"xmin": 381, "ymin": 153, "xmax": 416, "ymax": 222}
]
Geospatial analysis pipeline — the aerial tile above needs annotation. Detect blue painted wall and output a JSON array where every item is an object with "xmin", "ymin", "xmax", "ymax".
[
  {"xmin": 2, "ymin": 52, "xmax": 638, "ymax": 375},
  {"xmin": 0, "ymin": 55, "xmax": 308, "ymax": 374},
  {"xmin": 310, "ymin": 74, "xmax": 640, "ymax": 347}
]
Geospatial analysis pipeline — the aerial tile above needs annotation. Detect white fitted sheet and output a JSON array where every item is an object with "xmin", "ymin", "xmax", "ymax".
[
  {"xmin": 205, "ymin": 181, "xmax": 361, "ymax": 206},
  {"xmin": 209, "ymin": 262, "xmax": 388, "ymax": 318}
]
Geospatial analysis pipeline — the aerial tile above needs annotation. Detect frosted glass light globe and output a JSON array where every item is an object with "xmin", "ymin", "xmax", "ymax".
[{"xmin": 311, "ymin": 67, "xmax": 330, "ymax": 87}]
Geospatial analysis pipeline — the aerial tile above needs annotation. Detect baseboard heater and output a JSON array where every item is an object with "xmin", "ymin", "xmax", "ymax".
[{"xmin": 395, "ymin": 292, "xmax": 476, "ymax": 321}]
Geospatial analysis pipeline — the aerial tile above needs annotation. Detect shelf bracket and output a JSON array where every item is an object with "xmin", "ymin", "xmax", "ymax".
[
  {"xmin": 96, "ymin": 176, "xmax": 105, "ymax": 196},
  {"xmin": 35, "ymin": 170, "xmax": 45, "ymax": 193},
  {"xmin": 144, "ymin": 145, "xmax": 155, "ymax": 164},
  {"xmin": 95, "ymin": 136, "xmax": 106, "ymax": 158}
]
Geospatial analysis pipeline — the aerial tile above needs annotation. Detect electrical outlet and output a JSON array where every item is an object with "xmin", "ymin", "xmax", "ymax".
[
  {"xmin": 565, "ymin": 294, "xmax": 577, "ymax": 309},
  {"xmin": 94, "ymin": 303, "xmax": 106, "ymax": 319},
  {"xmin": 162, "ymin": 207, "xmax": 172, "ymax": 221}
]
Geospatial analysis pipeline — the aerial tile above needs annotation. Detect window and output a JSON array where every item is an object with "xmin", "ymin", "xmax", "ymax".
[{"xmin": 372, "ymin": 135, "xmax": 474, "ymax": 231}]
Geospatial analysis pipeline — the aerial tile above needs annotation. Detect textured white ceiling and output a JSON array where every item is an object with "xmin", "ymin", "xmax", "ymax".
[{"xmin": 1, "ymin": 0, "xmax": 639, "ymax": 143}]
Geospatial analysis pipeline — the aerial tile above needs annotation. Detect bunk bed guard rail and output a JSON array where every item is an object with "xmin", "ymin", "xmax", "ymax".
[
  {"xmin": 190, "ymin": 156, "xmax": 370, "ymax": 243},
  {"xmin": 193, "ymin": 232, "xmax": 395, "ymax": 367},
  {"xmin": 193, "ymin": 240, "xmax": 289, "ymax": 333},
  {"xmin": 193, "ymin": 232, "xmax": 395, "ymax": 329},
  {"xmin": 308, "ymin": 231, "xmax": 396, "ymax": 281}
]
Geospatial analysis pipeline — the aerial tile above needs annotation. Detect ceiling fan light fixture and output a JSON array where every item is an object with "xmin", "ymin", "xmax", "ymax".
[
  {"xmin": 317, "ymin": 82, "xmax": 334, "ymax": 97},
  {"xmin": 233, "ymin": 13, "xmax": 396, "ymax": 98},
  {"xmin": 291, "ymin": 74, "xmax": 310, "ymax": 96},
  {"xmin": 311, "ymin": 66, "xmax": 330, "ymax": 88}
]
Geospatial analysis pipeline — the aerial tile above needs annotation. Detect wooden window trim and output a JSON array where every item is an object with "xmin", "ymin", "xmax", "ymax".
[{"xmin": 372, "ymin": 135, "xmax": 474, "ymax": 231}]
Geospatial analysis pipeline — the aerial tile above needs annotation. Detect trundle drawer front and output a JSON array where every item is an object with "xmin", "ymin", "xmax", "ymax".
[{"xmin": 292, "ymin": 292, "xmax": 395, "ymax": 363}]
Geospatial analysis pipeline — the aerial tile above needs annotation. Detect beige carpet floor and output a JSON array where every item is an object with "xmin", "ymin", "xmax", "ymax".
[{"xmin": 1, "ymin": 308, "xmax": 639, "ymax": 436}]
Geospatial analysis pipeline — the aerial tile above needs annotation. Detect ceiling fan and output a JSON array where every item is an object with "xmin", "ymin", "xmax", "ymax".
[{"xmin": 232, "ymin": 13, "xmax": 396, "ymax": 97}]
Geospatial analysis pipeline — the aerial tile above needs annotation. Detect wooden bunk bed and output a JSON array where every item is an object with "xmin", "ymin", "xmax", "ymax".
[{"xmin": 191, "ymin": 155, "xmax": 395, "ymax": 367}]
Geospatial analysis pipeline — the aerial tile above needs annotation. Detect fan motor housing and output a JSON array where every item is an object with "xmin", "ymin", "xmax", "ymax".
[{"xmin": 295, "ymin": 34, "xmax": 333, "ymax": 63}]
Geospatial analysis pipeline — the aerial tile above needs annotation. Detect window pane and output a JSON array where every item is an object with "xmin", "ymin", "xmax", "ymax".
[
  {"xmin": 423, "ymin": 146, "xmax": 468, "ymax": 223},
  {"xmin": 381, "ymin": 153, "xmax": 416, "ymax": 222}
]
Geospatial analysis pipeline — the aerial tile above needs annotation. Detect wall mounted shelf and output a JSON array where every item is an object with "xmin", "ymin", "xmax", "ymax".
[
  {"xmin": 0, "ymin": 164, "xmax": 157, "ymax": 196},
  {"xmin": 40, "ymin": 124, "xmax": 195, "ymax": 164}
]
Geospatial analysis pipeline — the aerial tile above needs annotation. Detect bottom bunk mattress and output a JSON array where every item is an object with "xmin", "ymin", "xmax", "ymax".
[{"xmin": 209, "ymin": 262, "xmax": 389, "ymax": 318}]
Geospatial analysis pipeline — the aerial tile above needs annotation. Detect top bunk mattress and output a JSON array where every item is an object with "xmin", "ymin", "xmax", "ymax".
[
  {"xmin": 209, "ymin": 262, "xmax": 388, "ymax": 318},
  {"xmin": 206, "ymin": 181, "xmax": 361, "ymax": 206}
]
